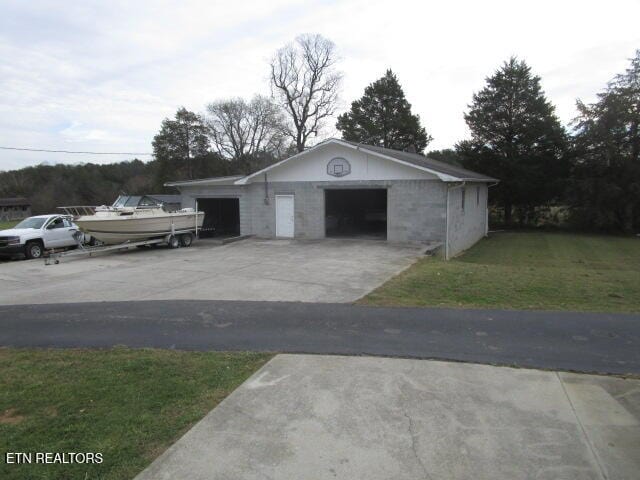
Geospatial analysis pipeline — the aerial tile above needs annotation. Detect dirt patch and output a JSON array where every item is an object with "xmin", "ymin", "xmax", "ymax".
[{"xmin": 0, "ymin": 408, "xmax": 25, "ymax": 425}]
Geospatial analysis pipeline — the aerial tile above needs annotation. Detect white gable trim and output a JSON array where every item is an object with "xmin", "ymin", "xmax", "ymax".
[
  {"xmin": 234, "ymin": 145, "xmax": 322, "ymax": 184},
  {"xmin": 165, "ymin": 175, "xmax": 246, "ymax": 187},
  {"xmin": 234, "ymin": 138, "xmax": 459, "ymax": 184},
  {"xmin": 345, "ymin": 141, "xmax": 460, "ymax": 182}
]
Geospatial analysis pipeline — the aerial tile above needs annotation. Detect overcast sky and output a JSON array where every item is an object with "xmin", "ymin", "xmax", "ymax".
[{"xmin": 1, "ymin": 0, "xmax": 639, "ymax": 171}]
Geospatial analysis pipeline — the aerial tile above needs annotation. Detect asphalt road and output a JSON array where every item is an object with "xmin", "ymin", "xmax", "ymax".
[{"xmin": 1, "ymin": 300, "xmax": 639, "ymax": 375}]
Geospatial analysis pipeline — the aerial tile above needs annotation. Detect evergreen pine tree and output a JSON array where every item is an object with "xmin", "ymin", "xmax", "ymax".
[
  {"xmin": 152, "ymin": 107, "xmax": 210, "ymax": 187},
  {"xmin": 568, "ymin": 50, "xmax": 640, "ymax": 232},
  {"xmin": 457, "ymin": 58, "xmax": 567, "ymax": 225},
  {"xmin": 336, "ymin": 70, "xmax": 432, "ymax": 153}
]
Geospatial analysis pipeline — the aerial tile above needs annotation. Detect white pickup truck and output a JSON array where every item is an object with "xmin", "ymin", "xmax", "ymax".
[{"xmin": 0, "ymin": 214, "xmax": 84, "ymax": 259}]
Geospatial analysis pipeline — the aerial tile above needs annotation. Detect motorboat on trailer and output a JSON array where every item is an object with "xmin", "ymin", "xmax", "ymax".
[{"xmin": 60, "ymin": 195, "xmax": 204, "ymax": 245}]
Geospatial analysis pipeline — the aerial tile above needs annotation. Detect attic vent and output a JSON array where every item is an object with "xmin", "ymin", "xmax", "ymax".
[{"xmin": 327, "ymin": 157, "xmax": 351, "ymax": 178}]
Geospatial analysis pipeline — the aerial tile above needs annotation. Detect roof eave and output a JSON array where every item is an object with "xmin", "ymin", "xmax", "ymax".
[
  {"xmin": 443, "ymin": 177, "xmax": 499, "ymax": 183},
  {"xmin": 164, "ymin": 175, "xmax": 246, "ymax": 187},
  {"xmin": 168, "ymin": 139, "xmax": 498, "ymax": 185},
  {"xmin": 341, "ymin": 141, "xmax": 456, "ymax": 181}
]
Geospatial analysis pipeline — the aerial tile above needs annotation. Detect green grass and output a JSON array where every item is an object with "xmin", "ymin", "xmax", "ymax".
[
  {"xmin": 362, "ymin": 232, "xmax": 640, "ymax": 313},
  {"xmin": 0, "ymin": 220, "xmax": 19, "ymax": 230},
  {"xmin": 0, "ymin": 348, "xmax": 272, "ymax": 479}
]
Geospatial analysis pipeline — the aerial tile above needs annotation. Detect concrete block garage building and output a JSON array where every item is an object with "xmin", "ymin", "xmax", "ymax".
[{"xmin": 167, "ymin": 139, "xmax": 497, "ymax": 258}]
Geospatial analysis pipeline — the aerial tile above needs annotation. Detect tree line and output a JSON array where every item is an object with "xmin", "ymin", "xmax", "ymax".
[{"xmin": 1, "ymin": 33, "xmax": 638, "ymax": 233}]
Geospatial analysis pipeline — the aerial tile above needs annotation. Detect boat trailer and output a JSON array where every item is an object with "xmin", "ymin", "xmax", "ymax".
[{"xmin": 44, "ymin": 229, "xmax": 197, "ymax": 265}]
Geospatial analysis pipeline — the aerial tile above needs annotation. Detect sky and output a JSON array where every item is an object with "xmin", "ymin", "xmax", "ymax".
[{"xmin": 1, "ymin": 0, "xmax": 639, "ymax": 171}]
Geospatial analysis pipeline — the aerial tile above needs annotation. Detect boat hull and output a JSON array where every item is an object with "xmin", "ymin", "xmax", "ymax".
[{"xmin": 75, "ymin": 212, "xmax": 204, "ymax": 245}]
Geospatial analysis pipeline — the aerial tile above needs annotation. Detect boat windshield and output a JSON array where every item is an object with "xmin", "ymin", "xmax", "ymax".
[
  {"xmin": 112, "ymin": 195, "xmax": 162, "ymax": 208},
  {"xmin": 14, "ymin": 217, "xmax": 47, "ymax": 229}
]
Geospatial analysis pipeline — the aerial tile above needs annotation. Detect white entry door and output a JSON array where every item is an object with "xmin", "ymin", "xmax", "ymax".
[{"xmin": 275, "ymin": 195, "xmax": 294, "ymax": 238}]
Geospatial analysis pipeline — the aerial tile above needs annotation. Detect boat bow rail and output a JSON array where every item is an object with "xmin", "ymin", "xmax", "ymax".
[{"xmin": 58, "ymin": 206, "xmax": 98, "ymax": 218}]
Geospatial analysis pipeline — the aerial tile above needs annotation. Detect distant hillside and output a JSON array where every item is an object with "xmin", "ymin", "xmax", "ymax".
[
  {"xmin": 0, "ymin": 159, "xmax": 158, "ymax": 215},
  {"xmin": 0, "ymin": 154, "xmax": 277, "ymax": 215}
]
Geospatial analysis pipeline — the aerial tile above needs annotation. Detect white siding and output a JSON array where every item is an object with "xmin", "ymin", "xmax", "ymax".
[{"xmin": 252, "ymin": 143, "xmax": 438, "ymax": 183}]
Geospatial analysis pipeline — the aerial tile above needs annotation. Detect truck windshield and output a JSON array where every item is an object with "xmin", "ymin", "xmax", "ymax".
[{"xmin": 14, "ymin": 217, "xmax": 47, "ymax": 229}]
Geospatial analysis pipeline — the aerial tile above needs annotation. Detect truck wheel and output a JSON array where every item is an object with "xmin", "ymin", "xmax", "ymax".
[
  {"xmin": 25, "ymin": 241, "xmax": 43, "ymax": 259},
  {"xmin": 180, "ymin": 233, "xmax": 194, "ymax": 247},
  {"xmin": 168, "ymin": 235, "xmax": 180, "ymax": 249}
]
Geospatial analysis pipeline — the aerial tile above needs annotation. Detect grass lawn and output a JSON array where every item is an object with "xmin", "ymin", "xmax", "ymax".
[
  {"xmin": 0, "ymin": 220, "xmax": 19, "ymax": 230},
  {"xmin": 362, "ymin": 232, "xmax": 640, "ymax": 313},
  {"xmin": 0, "ymin": 348, "xmax": 272, "ymax": 480}
]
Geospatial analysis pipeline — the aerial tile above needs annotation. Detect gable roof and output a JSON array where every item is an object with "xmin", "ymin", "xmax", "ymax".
[
  {"xmin": 235, "ymin": 138, "xmax": 497, "ymax": 184},
  {"xmin": 165, "ymin": 139, "xmax": 498, "ymax": 188},
  {"xmin": 339, "ymin": 139, "xmax": 498, "ymax": 182}
]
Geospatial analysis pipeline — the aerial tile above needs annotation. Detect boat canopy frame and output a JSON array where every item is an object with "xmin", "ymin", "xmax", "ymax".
[
  {"xmin": 59, "ymin": 195, "xmax": 179, "ymax": 218},
  {"xmin": 111, "ymin": 195, "xmax": 171, "ymax": 209}
]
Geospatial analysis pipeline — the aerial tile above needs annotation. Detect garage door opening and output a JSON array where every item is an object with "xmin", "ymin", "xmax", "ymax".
[
  {"xmin": 325, "ymin": 189, "xmax": 387, "ymax": 239},
  {"xmin": 197, "ymin": 198, "xmax": 240, "ymax": 239}
]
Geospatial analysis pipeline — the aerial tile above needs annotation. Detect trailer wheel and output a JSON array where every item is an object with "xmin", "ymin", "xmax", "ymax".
[
  {"xmin": 88, "ymin": 236, "xmax": 103, "ymax": 247},
  {"xmin": 168, "ymin": 235, "xmax": 180, "ymax": 249},
  {"xmin": 180, "ymin": 233, "xmax": 194, "ymax": 247}
]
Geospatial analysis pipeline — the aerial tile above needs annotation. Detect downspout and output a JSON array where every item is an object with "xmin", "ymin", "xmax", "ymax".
[
  {"xmin": 263, "ymin": 173, "xmax": 269, "ymax": 205},
  {"xmin": 445, "ymin": 186, "xmax": 450, "ymax": 260},
  {"xmin": 486, "ymin": 181, "xmax": 499, "ymax": 236}
]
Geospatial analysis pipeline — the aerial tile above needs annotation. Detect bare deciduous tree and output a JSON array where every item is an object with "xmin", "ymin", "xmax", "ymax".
[
  {"xmin": 270, "ymin": 33, "xmax": 342, "ymax": 152},
  {"xmin": 206, "ymin": 95, "xmax": 287, "ymax": 160}
]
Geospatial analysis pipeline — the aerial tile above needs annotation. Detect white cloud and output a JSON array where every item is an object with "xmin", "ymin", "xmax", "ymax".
[
  {"xmin": 59, "ymin": 121, "xmax": 111, "ymax": 143},
  {"xmin": 0, "ymin": 0, "xmax": 639, "ymax": 170}
]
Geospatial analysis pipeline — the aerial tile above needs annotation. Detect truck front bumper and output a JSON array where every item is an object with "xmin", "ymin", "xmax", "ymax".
[{"xmin": 0, "ymin": 245, "xmax": 25, "ymax": 256}]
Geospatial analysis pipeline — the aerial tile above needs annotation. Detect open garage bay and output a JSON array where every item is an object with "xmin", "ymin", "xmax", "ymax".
[
  {"xmin": 325, "ymin": 188, "xmax": 387, "ymax": 239},
  {"xmin": 196, "ymin": 198, "xmax": 240, "ymax": 238}
]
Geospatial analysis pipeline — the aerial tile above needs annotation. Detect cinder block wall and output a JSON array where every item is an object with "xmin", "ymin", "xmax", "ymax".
[
  {"xmin": 249, "ymin": 179, "xmax": 447, "ymax": 244},
  {"xmin": 447, "ymin": 183, "xmax": 488, "ymax": 257},
  {"xmin": 248, "ymin": 181, "xmax": 325, "ymax": 239},
  {"xmin": 178, "ymin": 180, "xmax": 450, "ymax": 245},
  {"xmin": 387, "ymin": 180, "xmax": 446, "ymax": 244},
  {"xmin": 178, "ymin": 185, "xmax": 252, "ymax": 236}
]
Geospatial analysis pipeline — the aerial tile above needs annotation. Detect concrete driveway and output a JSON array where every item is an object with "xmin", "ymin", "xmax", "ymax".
[
  {"xmin": 0, "ymin": 238, "xmax": 423, "ymax": 305},
  {"xmin": 136, "ymin": 355, "xmax": 640, "ymax": 480}
]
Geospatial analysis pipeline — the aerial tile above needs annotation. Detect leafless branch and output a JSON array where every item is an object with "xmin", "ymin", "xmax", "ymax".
[
  {"xmin": 205, "ymin": 96, "xmax": 287, "ymax": 160},
  {"xmin": 270, "ymin": 33, "xmax": 342, "ymax": 152}
]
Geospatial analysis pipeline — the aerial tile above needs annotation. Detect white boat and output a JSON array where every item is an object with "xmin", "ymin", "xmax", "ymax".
[{"xmin": 61, "ymin": 195, "xmax": 204, "ymax": 245}]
